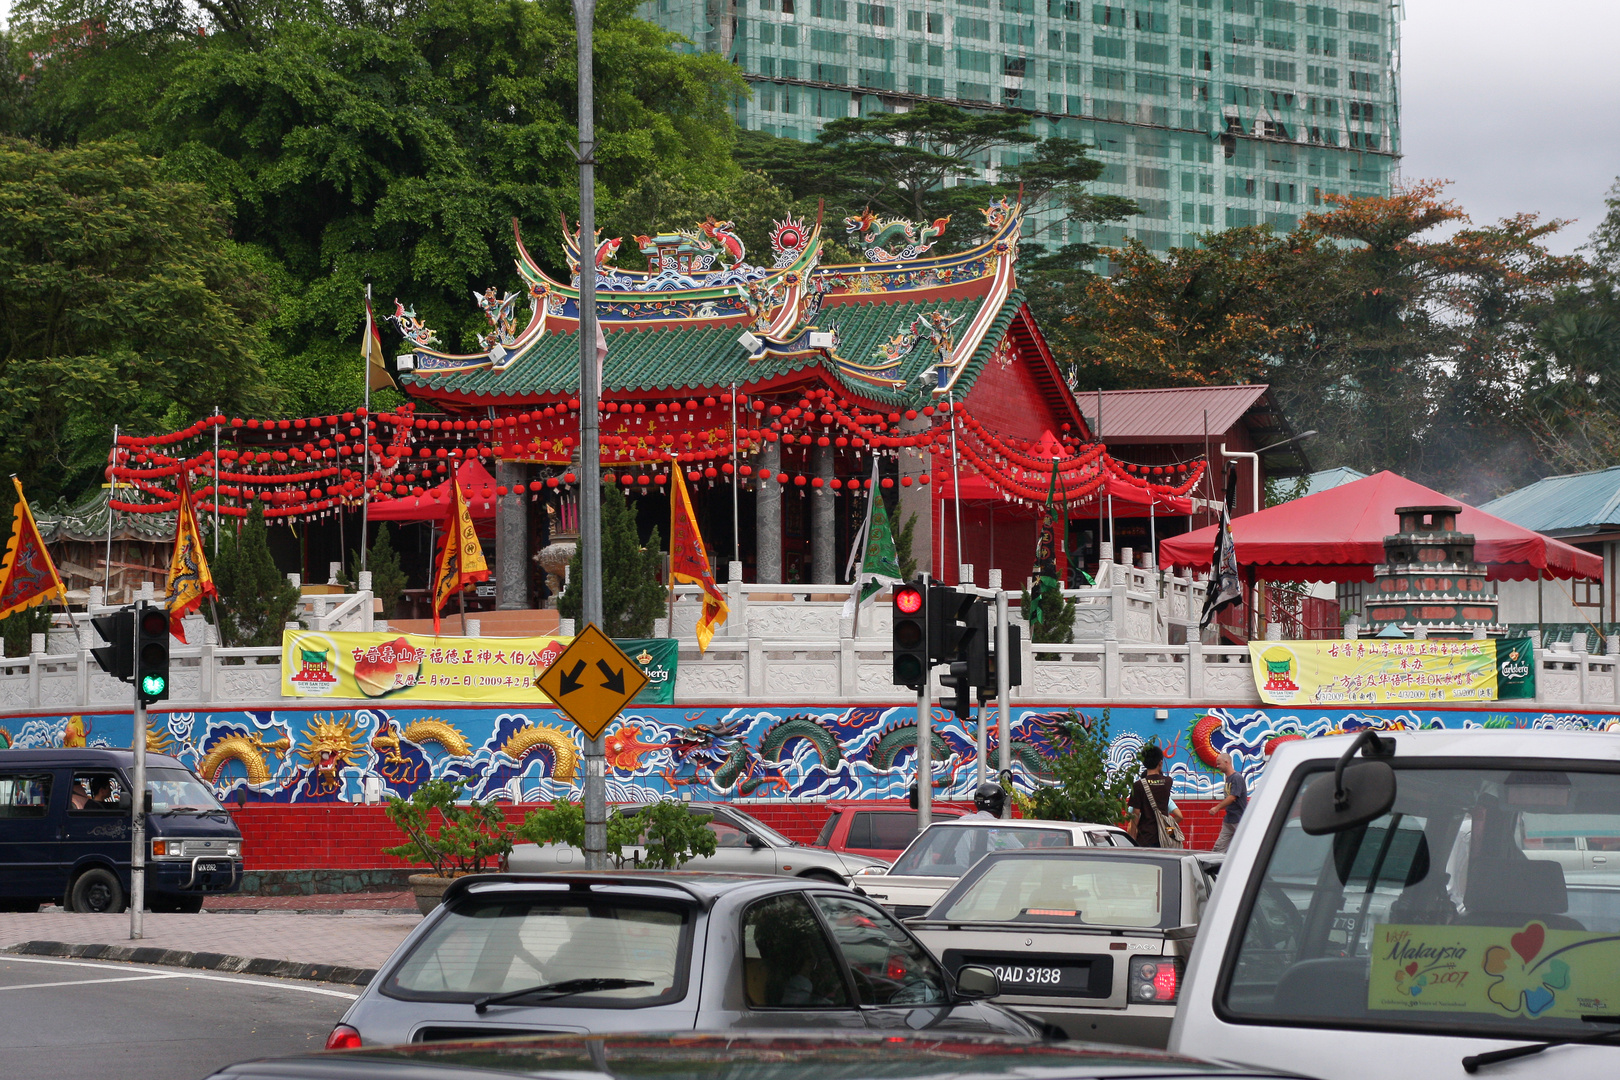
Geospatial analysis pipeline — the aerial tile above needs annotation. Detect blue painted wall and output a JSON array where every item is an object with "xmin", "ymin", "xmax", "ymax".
[{"xmin": 4, "ymin": 702, "xmax": 1617, "ymax": 805}]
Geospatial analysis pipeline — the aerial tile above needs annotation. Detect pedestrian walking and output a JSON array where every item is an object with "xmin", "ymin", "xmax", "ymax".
[
  {"xmin": 1127, "ymin": 744, "xmax": 1184, "ymax": 849},
  {"xmin": 1208, "ymin": 752, "xmax": 1248, "ymax": 853}
]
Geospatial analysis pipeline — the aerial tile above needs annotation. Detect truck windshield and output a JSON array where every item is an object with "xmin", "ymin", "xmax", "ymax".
[
  {"xmin": 146, "ymin": 768, "xmax": 224, "ymax": 813},
  {"xmin": 890, "ymin": 825, "xmax": 1072, "ymax": 878},
  {"xmin": 1222, "ymin": 764, "xmax": 1620, "ymax": 1041}
]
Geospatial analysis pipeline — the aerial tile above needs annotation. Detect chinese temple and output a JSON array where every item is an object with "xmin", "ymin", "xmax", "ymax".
[{"xmin": 387, "ymin": 198, "xmax": 1207, "ymax": 598}]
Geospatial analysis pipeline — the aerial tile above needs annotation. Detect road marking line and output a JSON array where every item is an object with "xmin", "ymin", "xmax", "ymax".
[
  {"xmin": 0, "ymin": 972, "xmax": 187, "ymax": 991},
  {"xmin": 0, "ymin": 956, "xmax": 359, "ymax": 999}
]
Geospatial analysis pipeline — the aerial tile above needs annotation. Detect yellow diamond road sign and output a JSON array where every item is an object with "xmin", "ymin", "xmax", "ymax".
[{"xmin": 537, "ymin": 622, "xmax": 648, "ymax": 740}]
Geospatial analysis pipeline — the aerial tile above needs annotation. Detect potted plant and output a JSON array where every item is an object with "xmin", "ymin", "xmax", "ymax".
[
  {"xmin": 516, "ymin": 799, "xmax": 718, "ymax": 869},
  {"xmin": 383, "ymin": 779, "xmax": 513, "ymax": 914}
]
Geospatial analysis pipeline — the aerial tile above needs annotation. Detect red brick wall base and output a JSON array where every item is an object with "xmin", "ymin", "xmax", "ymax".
[{"xmin": 233, "ymin": 799, "xmax": 1228, "ymax": 872}]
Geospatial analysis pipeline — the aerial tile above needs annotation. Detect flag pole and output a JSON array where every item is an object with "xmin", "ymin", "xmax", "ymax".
[
  {"xmin": 106, "ymin": 424, "xmax": 118, "ymax": 597},
  {"xmin": 212, "ymin": 407, "xmax": 221, "ymax": 559},
  {"xmin": 361, "ymin": 282, "xmax": 373, "ymax": 574},
  {"xmin": 949, "ymin": 391, "xmax": 963, "ymax": 583},
  {"xmin": 730, "ymin": 381, "xmax": 740, "ymax": 567}
]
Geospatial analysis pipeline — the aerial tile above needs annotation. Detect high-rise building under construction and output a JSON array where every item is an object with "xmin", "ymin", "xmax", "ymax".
[{"xmin": 643, "ymin": 0, "xmax": 1400, "ymax": 262}]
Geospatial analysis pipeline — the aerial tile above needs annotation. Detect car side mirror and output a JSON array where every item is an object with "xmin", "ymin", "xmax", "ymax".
[
  {"xmin": 1301, "ymin": 730, "xmax": 1397, "ymax": 836},
  {"xmin": 954, "ymin": 964, "xmax": 1001, "ymax": 1000},
  {"xmin": 142, "ymin": 790, "xmax": 153, "ymax": 814},
  {"xmin": 747, "ymin": 833, "xmax": 768, "ymax": 850},
  {"xmin": 235, "ymin": 787, "xmax": 249, "ymax": 809}
]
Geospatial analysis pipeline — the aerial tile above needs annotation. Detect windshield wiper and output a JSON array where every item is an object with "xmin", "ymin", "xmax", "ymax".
[
  {"xmin": 1462, "ymin": 1015, "xmax": 1620, "ymax": 1072},
  {"xmin": 156, "ymin": 806, "xmax": 217, "ymax": 817},
  {"xmin": 472, "ymin": 977, "xmax": 652, "ymax": 1013}
]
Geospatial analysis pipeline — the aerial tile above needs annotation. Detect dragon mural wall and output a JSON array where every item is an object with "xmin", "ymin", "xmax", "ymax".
[{"xmin": 6, "ymin": 703, "xmax": 1620, "ymax": 805}]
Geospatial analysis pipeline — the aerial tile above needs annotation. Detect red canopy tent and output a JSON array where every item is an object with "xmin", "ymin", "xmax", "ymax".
[
  {"xmin": 1159, "ymin": 470, "xmax": 1603, "ymax": 582},
  {"xmin": 367, "ymin": 459, "xmax": 499, "ymax": 537}
]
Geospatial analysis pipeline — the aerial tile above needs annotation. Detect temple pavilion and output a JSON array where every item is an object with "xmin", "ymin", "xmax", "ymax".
[{"xmin": 376, "ymin": 201, "xmax": 1209, "ymax": 604}]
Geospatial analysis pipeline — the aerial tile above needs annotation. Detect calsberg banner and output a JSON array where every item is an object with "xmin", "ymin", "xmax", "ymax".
[
  {"xmin": 282, "ymin": 630, "xmax": 680, "ymax": 705},
  {"xmin": 1250, "ymin": 637, "xmax": 1536, "ymax": 706}
]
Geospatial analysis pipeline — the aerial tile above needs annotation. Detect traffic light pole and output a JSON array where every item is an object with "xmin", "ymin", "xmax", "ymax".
[
  {"xmin": 916, "ymin": 681, "xmax": 932, "ymax": 830},
  {"xmin": 995, "ymin": 587, "xmax": 1011, "ymax": 818},
  {"xmin": 130, "ymin": 675, "xmax": 146, "ymax": 939}
]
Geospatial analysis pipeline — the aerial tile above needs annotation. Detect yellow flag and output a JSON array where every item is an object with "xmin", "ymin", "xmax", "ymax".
[
  {"xmin": 668, "ymin": 465, "xmax": 728, "ymax": 652},
  {"xmin": 164, "ymin": 476, "xmax": 218, "ymax": 642},
  {"xmin": 0, "ymin": 476, "xmax": 66, "ymax": 621},
  {"xmin": 432, "ymin": 479, "xmax": 490, "ymax": 635},
  {"xmin": 363, "ymin": 287, "xmax": 393, "ymax": 391}
]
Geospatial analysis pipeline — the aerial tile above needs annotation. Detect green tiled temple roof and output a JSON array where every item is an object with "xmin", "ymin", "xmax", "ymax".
[
  {"xmin": 403, "ymin": 290, "xmax": 1026, "ymax": 408},
  {"xmin": 35, "ymin": 484, "xmax": 176, "ymax": 543}
]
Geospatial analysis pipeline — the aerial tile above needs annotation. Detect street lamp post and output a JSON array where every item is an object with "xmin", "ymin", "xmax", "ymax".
[{"xmin": 573, "ymin": 0, "xmax": 606, "ymax": 870}]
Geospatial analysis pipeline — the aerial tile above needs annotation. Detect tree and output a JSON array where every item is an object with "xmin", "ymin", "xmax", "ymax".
[
  {"xmin": 0, "ymin": 604, "xmax": 51, "ymax": 659},
  {"xmin": 8, "ymin": 0, "xmax": 747, "ymax": 419},
  {"xmin": 1022, "ymin": 710, "xmax": 1136, "ymax": 826},
  {"xmin": 1585, "ymin": 176, "xmax": 1620, "ymax": 282},
  {"xmin": 383, "ymin": 778, "xmax": 513, "ymax": 877},
  {"xmin": 556, "ymin": 485, "xmax": 667, "ymax": 636},
  {"xmin": 350, "ymin": 523, "xmax": 407, "ymax": 619},
  {"xmin": 0, "ymin": 136, "xmax": 272, "ymax": 506},
  {"xmin": 207, "ymin": 501, "xmax": 302, "ymax": 646},
  {"xmin": 737, "ymin": 107, "xmax": 1133, "ymax": 256},
  {"xmin": 1075, "ymin": 182, "xmax": 1584, "ymax": 493}
]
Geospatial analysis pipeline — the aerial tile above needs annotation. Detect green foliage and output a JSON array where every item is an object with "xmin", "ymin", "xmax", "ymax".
[
  {"xmin": 1023, "ymin": 710, "xmax": 1137, "ymax": 826},
  {"xmin": 206, "ymin": 501, "xmax": 302, "ymax": 646},
  {"xmin": 1022, "ymin": 577, "xmax": 1076, "ymax": 647},
  {"xmin": 601, "ymin": 169, "xmax": 796, "ymax": 274},
  {"xmin": 0, "ymin": 136, "xmax": 273, "ymax": 507},
  {"xmin": 515, "ymin": 800, "xmax": 718, "ymax": 870},
  {"xmin": 737, "ymin": 106, "xmax": 1132, "ymax": 255},
  {"xmin": 383, "ymin": 778, "xmax": 513, "ymax": 876},
  {"xmin": 557, "ymin": 485, "xmax": 667, "ymax": 636},
  {"xmin": 351, "ymin": 523, "xmax": 407, "ymax": 619},
  {"xmin": 6, "ymin": 0, "xmax": 746, "ymax": 426},
  {"xmin": 0, "ymin": 604, "xmax": 51, "ymax": 659},
  {"xmin": 894, "ymin": 512, "xmax": 919, "ymax": 581}
]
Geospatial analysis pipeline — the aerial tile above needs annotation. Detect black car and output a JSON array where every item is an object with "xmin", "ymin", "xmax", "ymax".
[
  {"xmin": 208, "ymin": 1030, "xmax": 1308, "ymax": 1079},
  {"xmin": 0, "ymin": 748, "xmax": 244, "ymax": 912}
]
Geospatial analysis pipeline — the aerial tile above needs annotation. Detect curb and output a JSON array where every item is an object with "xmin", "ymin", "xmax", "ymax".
[{"xmin": 4, "ymin": 940, "xmax": 376, "ymax": 986}]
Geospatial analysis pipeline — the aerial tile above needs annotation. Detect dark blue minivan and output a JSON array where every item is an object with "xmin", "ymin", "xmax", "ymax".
[{"xmin": 0, "ymin": 748, "xmax": 245, "ymax": 913}]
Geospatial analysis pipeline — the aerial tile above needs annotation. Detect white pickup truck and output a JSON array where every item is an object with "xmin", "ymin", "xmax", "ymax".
[{"xmin": 1169, "ymin": 729, "xmax": 1620, "ymax": 1079}]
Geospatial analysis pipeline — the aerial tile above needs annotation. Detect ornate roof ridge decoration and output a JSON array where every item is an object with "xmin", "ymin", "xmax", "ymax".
[{"xmin": 844, "ymin": 208, "xmax": 951, "ymax": 263}]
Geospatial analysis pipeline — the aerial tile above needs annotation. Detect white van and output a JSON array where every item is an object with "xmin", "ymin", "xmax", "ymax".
[{"xmin": 1170, "ymin": 729, "xmax": 1620, "ymax": 1078}]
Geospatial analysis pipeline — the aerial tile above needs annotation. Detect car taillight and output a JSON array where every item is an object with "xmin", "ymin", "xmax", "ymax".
[
  {"xmin": 1128, "ymin": 957, "xmax": 1180, "ymax": 1004},
  {"xmin": 325, "ymin": 1024, "xmax": 362, "ymax": 1050}
]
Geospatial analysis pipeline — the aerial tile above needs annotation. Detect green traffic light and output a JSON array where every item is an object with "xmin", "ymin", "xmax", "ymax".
[{"xmin": 141, "ymin": 673, "xmax": 167, "ymax": 696}]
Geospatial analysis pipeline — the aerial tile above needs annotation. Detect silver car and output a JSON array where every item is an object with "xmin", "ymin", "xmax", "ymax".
[
  {"xmin": 853, "ymin": 818, "xmax": 1135, "ymax": 918},
  {"xmin": 327, "ymin": 872, "xmax": 1039, "ymax": 1047},
  {"xmin": 509, "ymin": 802, "xmax": 888, "ymax": 882},
  {"xmin": 909, "ymin": 847, "xmax": 1214, "ymax": 1048}
]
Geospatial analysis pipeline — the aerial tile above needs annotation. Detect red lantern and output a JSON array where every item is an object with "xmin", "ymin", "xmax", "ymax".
[
  {"xmin": 881, "ymin": 477, "xmax": 894, "ymax": 489},
  {"xmin": 793, "ymin": 475, "xmax": 806, "ymax": 487},
  {"xmin": 564, "ymin": 471, "xmax": 577, "ymax": 483},
  {"xmin": 901, "ymin": 476, "xmax": 913, "ymax": 487}
]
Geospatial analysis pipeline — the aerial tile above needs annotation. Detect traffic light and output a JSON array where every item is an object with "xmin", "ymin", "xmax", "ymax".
[
  {"xmin": 135, "ymin": 602, "xmax": 171, "ymax": 704},
  {"xmin": 91, "ymin": 607, "xmax": 135, "ymax": 683},
  {"xmin": 939, "ymin": 659, "xmax": 972, "ymax": 720},
  {"xmin": 980, "ymin": 625, "xmax": 1024, "ymax": 704},
  {"xmin": 927, "ymin": 584, "xmax": 967, "ymax": 664},
  {"xmin": 962, "ymin": 598, "xmax": 989, "ymax": 688},
  {"xmin": 892, "ymin": 581, "xmax": 929, "ymax": 691}
]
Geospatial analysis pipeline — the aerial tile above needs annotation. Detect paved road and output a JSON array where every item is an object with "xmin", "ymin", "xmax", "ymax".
[{"xmin": 0, "ymin": 955, "xmax": 356, "ymax": 1079}]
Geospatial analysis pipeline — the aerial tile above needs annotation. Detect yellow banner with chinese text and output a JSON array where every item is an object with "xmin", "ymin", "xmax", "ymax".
[
  {"xmin": 1248, "ymin": 638, "xmax": 1501, "ymax": 705},
  {"xmin": 281, "ymin": 629, "xmax": 569, "ymax": 703}
]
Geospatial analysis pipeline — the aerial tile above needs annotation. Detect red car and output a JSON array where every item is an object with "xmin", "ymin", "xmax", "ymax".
[{"xmin": 813, "ymin": 800, "xmax": 968, "ymax": 862}]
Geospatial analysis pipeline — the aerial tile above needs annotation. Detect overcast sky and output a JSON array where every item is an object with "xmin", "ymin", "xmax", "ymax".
[
  {"xmin": 2, "ymin": 2, "xmax": 1617, "ymax": 253},
  {"xmin": 1401, "ymin": 0, "xmax": 1620, "ymax": 255}
]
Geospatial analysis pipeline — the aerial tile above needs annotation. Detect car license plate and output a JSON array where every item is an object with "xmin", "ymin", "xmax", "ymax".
[
  {"xmin": 197, "ymin": 863, "xmax": 217, "ymax": 872},
  {"xmin": 950, "ymin": 951, "xmax": 1111, "ymax": 998}
]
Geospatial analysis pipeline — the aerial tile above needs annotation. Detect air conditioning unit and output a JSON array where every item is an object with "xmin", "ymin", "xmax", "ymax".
[
  {"xmin": 807, "ymin": 331, "xmax": 835, "ymax": 349},
  {"xmin": 738, "ymin": 331, "xmax": 764, "ymax": 353},
  {"xmin": 396, "ymin": 353, "xmax": 416, "ymax": 372}
]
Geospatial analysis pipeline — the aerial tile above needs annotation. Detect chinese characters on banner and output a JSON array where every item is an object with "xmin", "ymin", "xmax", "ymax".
[
  {"xmin": 281, "ymin": 630, "xmax": 677, "ymax": 705},
  {"xmin": 1249, "ymin": 637, "xmax": 1536, "ymax": 705}
]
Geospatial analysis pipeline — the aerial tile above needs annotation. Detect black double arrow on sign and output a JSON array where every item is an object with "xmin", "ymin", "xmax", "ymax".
[{"xmin": 556, "ymin": 658, "xmax": 627, "ymax": 696}]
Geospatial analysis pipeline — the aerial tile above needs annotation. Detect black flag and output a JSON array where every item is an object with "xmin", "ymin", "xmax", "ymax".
[{"xmin": 1200, "ymin": 463, "xmax": 1243, "ymax": 629}]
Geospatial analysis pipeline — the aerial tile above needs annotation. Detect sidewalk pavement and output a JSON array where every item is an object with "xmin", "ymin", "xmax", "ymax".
[{"xmin": 0, "ymin": 909, "xmax": 420, "ymax": 985}]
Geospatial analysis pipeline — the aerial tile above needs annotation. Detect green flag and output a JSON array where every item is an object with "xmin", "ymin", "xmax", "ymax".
[{"xmin": 844, "ymin": 467, "xmax": 903, "ymax": 617}]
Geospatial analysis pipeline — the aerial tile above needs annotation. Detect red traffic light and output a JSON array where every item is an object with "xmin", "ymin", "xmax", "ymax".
[
  {"xmin": 139, "ymin": 609, "xmax": 169, "ymax": 636},
  {"xmin": 895, "ymin": 587, "xmax": 923, "ymax": 614}
]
